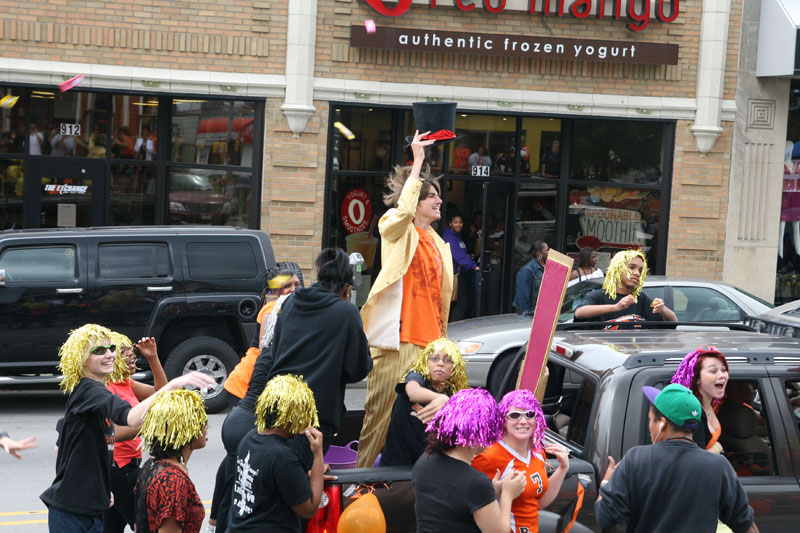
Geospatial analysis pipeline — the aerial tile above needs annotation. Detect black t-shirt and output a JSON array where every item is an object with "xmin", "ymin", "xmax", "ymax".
[
  {"xmin": 229, "ymin": 430, "xmax": 312, "ymax": 533},
  {"xmin": 41, "ymin": 378, "xmax": 132, "ymax": 515},
  {"xmin": 412, "ymin": 452, "xmax": 497, "ymax": 533},
  {"xmin": 381, "ymin": 372, "xmax": 445, "ymax": 467},
  {"xmin": 574, "ymin": 288, "xmax": 661, "ymax": 322}
]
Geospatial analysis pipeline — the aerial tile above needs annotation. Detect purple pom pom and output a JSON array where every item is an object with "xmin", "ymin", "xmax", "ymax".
[
  {"xmin": 426, "ymin": 388, "xmax": 503, "ymax": 448},
  {"xmin": 671, "ymin": 345, "xmax": 722, "ymax": 389},
  {"xmin": 498, "ymin": 389, "xmax": 547, "ymax": 452}
]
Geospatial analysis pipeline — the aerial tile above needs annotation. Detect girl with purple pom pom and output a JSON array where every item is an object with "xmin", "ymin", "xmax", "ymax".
[
  {"xmin": 473, "ymin": 389, "xmax": 570, "ymax": 533},
  {"xmin": 670, "ymin": 345, "xmax": 730, "ymax": 453},
  {"xmin": 412, "ymin": 388, "xmax": 527, "ymax": 533}
]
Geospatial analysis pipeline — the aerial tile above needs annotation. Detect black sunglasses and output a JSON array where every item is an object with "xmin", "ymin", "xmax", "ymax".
[
  {"xmin": 90, "ymin": 344, "xmax": 116, "ymax": 355},
  {"xmin": 506, "ymin": 410, "xmax": 536, "ymax": 420}
]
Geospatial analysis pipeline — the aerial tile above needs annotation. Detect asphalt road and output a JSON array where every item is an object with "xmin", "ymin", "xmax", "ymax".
[{"xmin": 0, "ymin": 384, "xmax": 367, "ymax": 531}]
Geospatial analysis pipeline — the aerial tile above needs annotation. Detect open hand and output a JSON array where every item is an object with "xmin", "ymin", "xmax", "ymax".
[
  {"xmin": 544, "ymin": 442, "xmax": 570, "ymax": 471},
  {"xmin": 410, "ymin": 130, "xmax": 435, "ymax": 162},
  {"xmin": 136, "ymin": 337, "xmax": 158, "ymax": 360}
]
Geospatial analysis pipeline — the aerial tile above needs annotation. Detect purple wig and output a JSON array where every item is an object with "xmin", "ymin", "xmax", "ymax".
[
  {"xmin": 498, "ymin": 389, "xmax": 547, "ymax": 452},
  {"xmin": 671, "ymin": 345, "xmax": 725, "ymax": 388},
  {"xmin": 425, "ymin": 388, "xmax": 503, "ymax": 449}
]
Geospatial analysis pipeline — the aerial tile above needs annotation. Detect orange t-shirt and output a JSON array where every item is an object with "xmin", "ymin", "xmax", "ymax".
[
  {"xmin": 106, "ymin": 379, "xmax": 141, "ymax": 467},
  {"xmin": 472, "ymin": 441, "xmax": 549, "ymax": 533},
  {"xmin": 223, "ymin": 300, "xmax": 276, "ymax": 399},
  {"xmin": 454, "ymin": 147, "xmax": 471, "ymax": 170},
  {"xmin": 399, "ymin": 228, "xmax": 443, "ymax": 347}
]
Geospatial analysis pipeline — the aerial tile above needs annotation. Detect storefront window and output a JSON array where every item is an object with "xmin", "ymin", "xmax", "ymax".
[
  {"xmin": 513, "ymin": 182, "xmax": 558, "ymax": 271},
  {"xmin": 171, "ymin": 99, "xmax": 255, "ymax": 167},
  {"xmin": 570, "ymin": 119, "xmax": 664, "ymax": 184},
  {"xmin": 777, "ymin": 80, "xmax": 800, "ymax": 304},
  {"xmin": 1, "ymin": 87, "xmax": 25, "ymax": 155},
  {"xmin": 522, "ymin": 117, "xmax": 562, "ymax": 178},
  {"xmin": 566, "ymin": 185, "xmax": 662, "ymax": 271},
  {"xmin": 29, "ymin": 90, "xmax": 111, "ymax": 158},
  {"xmin": 449, "ymin": 114, "xmax": 516, "ymax": 176},
  {"xmin": 108, "ymin": 164, "xmax": 157, "ymax": 225},
  {"xmin": 0, "ymin": 158, "xmax": 24, "ymax": 229},
  {"xmin": 331, "ymin": 107, "xmax": 392, "ymax": 172},
  {"xmin": 167, "ymin": 167, "xmax": 251, "ymax": 227},
  {"xmin": 112, "ymin": 95, "xmax": 158, "ymax": 160}
]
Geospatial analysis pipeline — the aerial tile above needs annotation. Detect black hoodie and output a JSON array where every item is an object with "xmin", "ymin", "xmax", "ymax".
[{"xmin": 259, "ymin": 283, "xmax": 372, "ymax": 430}]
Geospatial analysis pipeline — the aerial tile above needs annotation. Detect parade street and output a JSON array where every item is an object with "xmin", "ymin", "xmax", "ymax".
[{"xmin": 0, "ymin": 385, "xmax": 366, "ymax": 531}]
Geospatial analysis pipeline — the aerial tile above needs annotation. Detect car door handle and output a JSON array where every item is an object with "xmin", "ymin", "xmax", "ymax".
[
  {"xmin": 56, "ymin": 288, "xmax": 84, "ymax": 294},
  {"xmin": 147, "ymin": 286, "xmax": 173, "ymax": 292}
]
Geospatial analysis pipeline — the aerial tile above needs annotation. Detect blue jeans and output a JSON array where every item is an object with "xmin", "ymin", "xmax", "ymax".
[{"xmin": 47, "ymin": 505, "xmax": 103, "ymax": 533}]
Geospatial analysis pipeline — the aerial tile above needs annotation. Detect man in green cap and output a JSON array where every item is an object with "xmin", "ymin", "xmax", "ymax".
[{"xmin": 594, "ymin": 384, "xmax": 759, "ymax": 533}]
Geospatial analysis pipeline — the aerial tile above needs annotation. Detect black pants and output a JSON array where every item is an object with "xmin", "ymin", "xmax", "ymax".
[
  {"xmin": 103, "ymin": 460, "xmax": 140, "ymax": 533},
  {"xmin": 449, "ymin": 271, "xmax": 474, "ymax": 322}
]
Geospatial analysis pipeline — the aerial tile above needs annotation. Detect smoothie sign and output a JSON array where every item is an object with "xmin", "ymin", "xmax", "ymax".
[
  {"xmin": 576, "ymin": 207, "xmax": 646, "ymax": 250},
  {"xmin": 363, "ymin": 0, "xmax": 680, "ymax": 32}
]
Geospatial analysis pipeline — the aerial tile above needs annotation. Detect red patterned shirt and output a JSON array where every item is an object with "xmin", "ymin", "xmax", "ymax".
[{"xmin": 136, "ymin": 461, "xmax": 204, "ymax": 533}]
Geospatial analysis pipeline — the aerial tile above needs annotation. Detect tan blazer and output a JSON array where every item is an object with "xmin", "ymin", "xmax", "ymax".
[{"xmin": 360, "ymin": 177, "xmax": 453, "ymax": 350}]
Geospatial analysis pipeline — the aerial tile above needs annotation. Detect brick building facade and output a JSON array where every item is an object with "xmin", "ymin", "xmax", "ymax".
[{"xmin": 0, "ymin": 0, "xmax": 793, "ymax": 307}]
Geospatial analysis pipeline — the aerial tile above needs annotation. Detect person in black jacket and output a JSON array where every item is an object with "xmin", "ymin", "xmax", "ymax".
[
  {"xmin": 213, "ymin": 248, "xmax": 371, "ymax": 532},
  {"xmin": 266, "ymin": 247, "xmax": 373, "ymax": 467}
]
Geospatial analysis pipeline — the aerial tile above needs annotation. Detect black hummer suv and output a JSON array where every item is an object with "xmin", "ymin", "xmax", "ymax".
[
  {"xmin": 0, "ymin": 226, "xmax": 275, "ymax": 412},
  {"xmin": 311, "ymin": 325, "xmax": 800, "ymax": 533}
]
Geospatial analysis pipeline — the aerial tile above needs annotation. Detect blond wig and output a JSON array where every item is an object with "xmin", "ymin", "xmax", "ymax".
[{"xmin": 602, "ymin": 249, "xmax": 648, "ymax": 301}]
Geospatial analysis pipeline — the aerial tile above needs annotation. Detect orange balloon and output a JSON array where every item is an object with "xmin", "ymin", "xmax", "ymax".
[{"xmin": 337, "ymin": 492, "xmax": 386, "ymax": 533}]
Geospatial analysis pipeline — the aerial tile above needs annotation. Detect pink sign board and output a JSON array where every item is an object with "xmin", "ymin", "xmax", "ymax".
[{"xmin": 517, "ymin": 249, "xmax": 574, "ymax": 399}]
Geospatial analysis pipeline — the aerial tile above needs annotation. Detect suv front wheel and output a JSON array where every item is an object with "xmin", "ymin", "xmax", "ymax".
[{"xmin": 164, "ymin": 336, "xmax": 239, "ymax": 414}]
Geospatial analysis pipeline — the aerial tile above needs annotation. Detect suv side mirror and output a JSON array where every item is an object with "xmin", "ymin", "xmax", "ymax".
[{"xmin": 0, "ymin": 268, "xmax": 5, "ymax": 287}]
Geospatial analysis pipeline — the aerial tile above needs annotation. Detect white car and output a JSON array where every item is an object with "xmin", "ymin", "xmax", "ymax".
[{"xmin": 449, "ymin": 276, "xmax": 773, "ymax": 390}]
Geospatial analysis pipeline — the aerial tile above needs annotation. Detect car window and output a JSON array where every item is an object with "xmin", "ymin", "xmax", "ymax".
[
  {"xmin": 641, "ymin": 286, "xmax": 664, "ymax": 302},
  {"xmin": 559, "ymin": 282, "xmax": 599, "ymax": 322},
  {"xmin": 784, "ymin": 380, "xmax": 800, "ymax": 436},
  {"xmin": 0, "ymin": 246, "xmax": 76, "ymax": 282},
  {"xmin": 187, "ymin": 241, "xmax": 258, "ymax": 279},
  {"xmin": 671, "ymin": 287, "xmax": 741, "ymax": 321},
  {"xmin": 542, "ymin": 361, "xmax": 597, "ymax": 449},
  {"xmin": 98, "ymin": 244, "xmax": 170, "ymax": 279},
  {"xmin": 643, "ymin": 379, "xmax": 777, "ymax": 477}
]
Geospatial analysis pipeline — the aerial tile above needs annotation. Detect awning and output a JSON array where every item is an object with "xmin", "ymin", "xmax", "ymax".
[{"xmin": 757, "ymin": 0, "xmax": 800, "ymax": 77}]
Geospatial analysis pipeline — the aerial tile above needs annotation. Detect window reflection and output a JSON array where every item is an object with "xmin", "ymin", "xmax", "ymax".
[
  {"xmin": 566, "ymin": 185, "xmax": 661, "ymax": 271},
  {"xmin": 171, "ymin": 99, "xmax": 255, "ymax": 166},
  {"xmin": 448, "ymin": 114, "xmax": 516, "ymax": 176},
  {"xmin": 0, "ymin": 87, "xmax": 25, "ymax": 155},
  {"xmin": 29, "ymin": 90, "xmax": 111, "ymax": 158},
  {"xmin": 332, "ymin": 107, "xmax": 393, "ymax": 172},
  {"xmin": 0, "ymin": 158, "xmax": 24, "ymax": 229},
  {"xmin": 108, "ymin": 165, "xmax": 157, "ymax": 225},
  {"xmin": 571, "ymin": 120, "xmax": 663, "ymax": 184},
  {"xmin": 521, "ymin": 117, "xmax": 562, "ymax": 178},
  {"xmin": 112, "ymin": 95, "xmax": 158, "ymax": 160},
  {"xmin": 514, "ymin": 182, "xmax": 557, "ymax": 273},
  {"xmin": 168, "ymin": 168, "xmax": 251, "ymax": 227}
]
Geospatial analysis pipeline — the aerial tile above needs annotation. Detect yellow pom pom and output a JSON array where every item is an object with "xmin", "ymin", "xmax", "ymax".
[
  {"xmin": 404, "ymin": 338, "xmax": 469, "ymax": 396},
  {"xmin": 139, "ymin": 389, "xmax": 208, "ymax": 451},
  {"xmin": 602, "ymin": 249, "xmax": 648, "ymax": 301},
  {"xmin": 58, "ymin": 324, "xmax": 115, "ymax": 393},
  {"xmin": 107, "ymin": 330, "xmax": 135, "ymax": 384},
  {"xmin": 255, "ymin": 374, "xmax": 319, "ymax": 434}
]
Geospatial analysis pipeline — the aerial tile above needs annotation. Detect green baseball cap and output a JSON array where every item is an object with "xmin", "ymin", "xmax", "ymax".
[{"xmin": 642, "ymin": 384, "xmax": 702, "ymax": 429}]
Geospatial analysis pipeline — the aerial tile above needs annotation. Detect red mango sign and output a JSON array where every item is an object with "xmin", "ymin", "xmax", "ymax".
[{"xmin": 363, "ymin": 0, "xmax": 680, "ymax": 32}]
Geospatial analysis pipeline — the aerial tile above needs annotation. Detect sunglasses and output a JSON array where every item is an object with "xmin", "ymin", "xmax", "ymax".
[
  {"xmin": 506, "ymin": 410, "xmax": 536, "ymax": 421},
  {"xmin": 90, "ymin": 344, "xmax": 116, "ymax": 355}
]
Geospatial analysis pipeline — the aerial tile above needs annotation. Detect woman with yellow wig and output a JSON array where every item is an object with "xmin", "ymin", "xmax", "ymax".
[
  {"xmin": 229, "ymin": 374, "xmax": 325, "ymax": 531},
  {"xmin": 40, "ymin": 324, "xmax": 213, "ymax": 533},
  {"xmin": 379, "ymin": 338, "xmax": 469, "ymax": 466},
  {"xmin": 134, "ymin": 389, "xmax": 209, "ymax": 533},
  {"xmin": 573, "ymin": 249, "xmax": 677, "ymax": 323}
]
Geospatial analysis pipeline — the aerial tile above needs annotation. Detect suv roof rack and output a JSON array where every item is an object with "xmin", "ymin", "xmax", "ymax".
[
  {"xmin": 556, "ymin": 321, "xmax": 757, "ymax": 332},
  {"xmin": 623, "ymin": 352, "xmax": 800, "ymax": 369}
]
